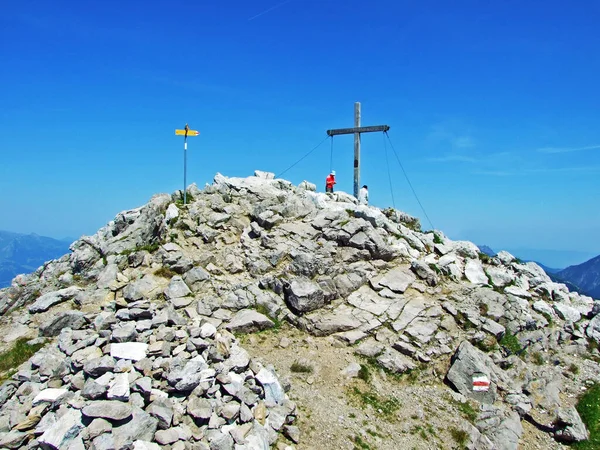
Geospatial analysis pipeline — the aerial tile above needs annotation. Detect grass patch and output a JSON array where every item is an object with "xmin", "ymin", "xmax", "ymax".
[
  {"xmin": 154, "ymin": 266, "xmax": 176, "ymax": 279},
  {"xmin": 0, "ymin": 338, "xmax": 46, "ymax": 384},
  {"xmin": 352, "ymin": 434, "xmax": 372, "ymax": 450},
  {"xmin": 478, "ymin": 252, "xmax": 491, "ymax": 264},
  {"xmin": 450, "ymin": 427, "xmax": 469, "ymax": 447},
  {"xmin": 474, "ymin": 335, "xmax": 498, "ymax": 353},
  {"xmin": 169, "ymin": 232, "xmax": 178, "ymax": 243},
  {"xmin": 433, "ymin": 233, "xmax": 443, "ymax": 244},
  {"xmin": 254, "ymin": 303, "xmax": 282, "ymax": 329},
  {"xmin": 120, "ymin": 242, "xmax": 161, "ymax": 256},
  {"xmin": 531, "ymin": 351, "xmax": 545, "ymax": 366},
  {"xmin": 569, "ymin": 363, "xmax": 580, "ymax": 375},
  {"xmin": 175, "ymin": 192, "xmax": 195, "ymax": 206},
  {"xmin": 290, "ymin": 361, "xmax": 313, "ymax": 373},
  {"xmin": 500, "ymin": 331, "xmax": 523, "ymax": 355},
  {"xmin": 573, "ymin": 383, "xmax": 600, "ymax": 449},
  {"xmin": 349, "ymin": 386, "xmax": 401, "ymax": 419}
]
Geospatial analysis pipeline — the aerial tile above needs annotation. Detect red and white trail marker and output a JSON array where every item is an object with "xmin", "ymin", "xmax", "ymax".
[{"xmin": 472, "ymin": 374, "xmax": 491, "ymax": 392}]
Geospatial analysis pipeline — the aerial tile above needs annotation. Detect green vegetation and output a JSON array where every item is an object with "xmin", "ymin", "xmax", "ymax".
[
  {"xmin": 120, "ymin": 242, "xmax": 161, "ymax": 256},
  {"xmin": 569, "ymin": 363, "xmax": 580, "ymax": 375},
  {"xmin": 349, "ymin": 386, "xmax": 401, "ymax": 419},
  {"xmin": 449, "ymin": 427, "xmax": 469, "ymax": 448},
  {"xmin": 531, "ymin": 351, "xmax": 545, "ymax": 366},
  {"xmin": 428, "ymin": 263, "xmax": 441, "ymax": 274},
  {"xmin": 254, "ymin": 303, "xmax": 282, "ymax": 329},
  {"xmin": 175, "ymin": 192, "xmax": 194, "ymax": 206},
  {"xmin": 573, "ymin": 384, "xmax": 600, "ymax": 449},
  {"xmin": 446, "ymin": 395, "xmax": 479, "ymax": 424},
  {"xmin": 290, "ymin": 361, "xmax": 313, "ymax": 373},
  {"xmin": 0, "ymin": 338, "xmax": 46, "ymax": 384},
  {"xmin": 478, "ymin": 252, "xmax": 491, "ymax": 264},
  {"xmin": 474, "ymin": 335, "xmax": 498, "ymax": 353},
  {"xmin": 154, "ymin": 267, "xmax": 176, "ymax": 279},
  {"xmin": 433, "ymin": 233, "xmax": 443, "ymax": 244},
  {"xmin": 169, "ymin": 232, "xmax": 178, "ymax": 242},
  {"xmin": 500, "ymin": 331, "xmax": 523, "ymax": 355},
  {"xmin": 352, "ymin": 434, "xmax": 372, "ymax": 450},
  {"xmin": 358, "ymin": 364, "xmax": 371, "ymax": 383}
]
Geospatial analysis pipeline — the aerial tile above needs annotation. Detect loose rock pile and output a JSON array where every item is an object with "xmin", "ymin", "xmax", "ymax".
[{"xmin": 0, "ymin": 169, "xmax": 599, "ymax": 449}]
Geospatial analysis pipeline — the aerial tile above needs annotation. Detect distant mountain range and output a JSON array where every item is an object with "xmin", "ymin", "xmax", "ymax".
[
  {"xmin": 0, "ymin": 231, "xmax": 72, "ymax": 288},
  {"xmin": 477, "ymin": 244, "xmax": 599, "ymax": 300}
]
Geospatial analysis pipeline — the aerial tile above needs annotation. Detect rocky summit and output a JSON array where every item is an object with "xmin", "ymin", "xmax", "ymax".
[{"xmin": 0, "ymin": 170, "xmax": 599, "ymax": 450}]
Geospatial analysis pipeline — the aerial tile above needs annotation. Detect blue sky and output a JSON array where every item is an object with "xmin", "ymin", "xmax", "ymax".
[{"xmin": 1, "ymin": 0, "xmax": 599, "ymax": 267}]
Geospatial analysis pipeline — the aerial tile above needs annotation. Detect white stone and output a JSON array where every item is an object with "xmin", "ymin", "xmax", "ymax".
[
  {"xmin": 107, "ymin": 372, "xmax": 130, "ymax": 401},
  {"xmin": 504, "ymin": 286, "xmax": 531, "ymax": 298},
  {"xmin": 165, "ymin": 204, "xmax": 179, "ymax": 221},
  {"xmin": 33, "ymin": 388, "xmax": 69, "ymax": 405},
  {"xmin": 110, "ymin": 343, "xmax": 148, "ymax": 361},
  {"xmin": 464, "ymin": 259, "xmax": 488, "ymax": 285},
  {"xmin": 199, "ymin": 322, "xmax": 217, "ymax": 338},
  {"xmin": 39, "ymin": 408, "xmax": 84, "ymax": 449},
  {"xmin": 553, "ymin": 303, "xmax": 582, "ymax": 323},
  {"xmin": 133, "ymin": 441, "xmax": 161, "ymax": 450}
]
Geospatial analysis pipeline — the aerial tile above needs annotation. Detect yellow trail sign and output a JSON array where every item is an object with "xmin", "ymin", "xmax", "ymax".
[{"xmin": 175, "ymin": 129, "xmax": 200, "ymax": 136}]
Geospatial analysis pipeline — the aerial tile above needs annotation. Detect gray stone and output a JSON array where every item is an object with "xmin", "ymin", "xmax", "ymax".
[
  {"xmin": 91, "ymin": 433, "xmax": 115, "ymax": 450},
  {"xmin": 82, "ymin": 401, "xmax": 133, "ymax": 421},
  {"xmin": 112, "ymin": 407, "xmax": 158, "ymax": 448},
  {"xmin": 82, "ymin": 379, "xmax": 108, "ymax": 400},
  {"xmin": 554, "ymin": 303, "xmax": 581, "ymax": 323},
  {"xmin": 88, "ymin": 418, "xmax": 113, "ymax": 440},
  {"xmin": 40, "ymin": 311, "xmax": 86, "ymax": 336},
  {"xmin": 0, "ymin": 431, "xmax": 28, "ymax": 449},
  {"xmin": 410, "ymin": 260, "xmax": 439, "ymax": 286},
  {"xmin": 84, "ymin": 355, "xmax": 116, "ymax": 377},
  {"xmin": 284, "ymin": 278, "xmax": 325, "ymax": 313},
  {"xmin": 123, "ymin": 276, "xmax": 160, "ymax": 302},
  {"xmin": 112, "ymin": 323, "xmax": 138, "ymax": 343},
  {"xmin": 371, "ymin": 266, "xmax": 416, "ymax": 293},
  {"xmin": 183, "ymin": 266, "xmax": 210, "ymax": 289},
  {"xmin": 283, "ymin": 425, "xmax": 300, "ymax": 444},
  {"xmin": 29, "ymin": 286, "xmax": 82, "ymax": 313},
  {"xmin": 38, "ymin": 408, "xmax": 84, "ymax": 450},
  {"xmin": 164, "ymin": 276, "xmax": 192, "ymax": 299},
  {"xmin": 133, "ymin": 441, "xmax": 161, "ymax": 450},
  {"xmin": 226, "ymin": 309, "xmax": 274, "ymax": 333},
  {"xmin": 32, "ymin": 388, "xmax": 69, "ymax": 405},
  {"xmin": 188, "ymin": 396, "xmax": 213, "ymax": 420},
  {"xmin": 154, "ymin": 428, "xmax": 180, "ymax": 445},
  {"xmin": 476, "ymin": 405, "xmax": 522, "ymax": 450},
  {"xmin": 482, "ymin": 319, "xmax": 506, "ymax": 339},
  {"xmin": 376, "ymin": 348, "xmax": 417, "ymax": 373},
  {"xmin": 446, "ymin": 341, "xmax": 499, "ymax": 404},
  {"xmin": 147, "ymin": 399, "xmax": 174, "ymax": 429},
  {"xmin": 553, "ymin": 406, "xmax": 589, "ymax": 443}
]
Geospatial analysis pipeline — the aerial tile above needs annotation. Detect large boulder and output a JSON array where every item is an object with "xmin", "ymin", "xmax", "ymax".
[
  {"xmin": 553, "ymin": 407, "xmax": 589, "ymax": 443},
  {"xmin": 446, "ymin": 341, "xmax": 500, "ymax": 404},
  {"xmin": 284, "ymin": 278, "xmax": 325, "ymax": 313}
]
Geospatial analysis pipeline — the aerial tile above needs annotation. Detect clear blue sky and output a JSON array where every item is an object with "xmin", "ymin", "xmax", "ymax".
[{"xmin": 1, "ymin": 0, "xmax": 599, "ymax": 267}]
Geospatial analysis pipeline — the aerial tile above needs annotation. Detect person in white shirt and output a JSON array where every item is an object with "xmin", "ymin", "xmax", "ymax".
[{"xmin": 358, "ymin": 185, "xmax": 369, "ymax": 205}]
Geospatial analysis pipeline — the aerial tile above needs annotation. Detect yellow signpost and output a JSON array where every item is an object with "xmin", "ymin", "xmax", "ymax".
[{"xmin": 175, "ymin": 124, "xmax": 200, "ymax": 204}]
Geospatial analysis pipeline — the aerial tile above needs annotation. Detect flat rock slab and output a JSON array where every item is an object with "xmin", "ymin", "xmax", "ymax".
[
  {"xmin": 83, "ymin": 401, "xmax": 133, "ymax": 421},
  {"xmin": 39, "ymin": 408, "xmax": 84, "ymax": 449},
  {"xmin": 33, "ymin": 388, "xmax": 69, "ymax": 405},
  {"xmin": 446, "ymin": 341, "xmax": 498, "ymax": 404},
  {"xmin": 370, "ymin": 266, "xmax": 416, "ymax": 293},
  {"xmin": 110, "ymin": 342, "xmax": 148, "ymax": 361},
  {"xmin": 226, "ymin": 309, "xmax": 274, "ymax": 333},
  {"xmin": 29, "ymin": 286, "xmax": 82, "ymax": 313}
]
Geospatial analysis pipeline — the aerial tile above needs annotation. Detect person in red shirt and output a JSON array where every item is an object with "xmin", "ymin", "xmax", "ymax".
[{"xmin": 325, "ymin": 171, "xmax": 336, "ymax": 193}]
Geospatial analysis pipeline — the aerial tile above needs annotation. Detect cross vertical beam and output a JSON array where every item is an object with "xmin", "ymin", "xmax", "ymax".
[
  {"xmin": 326, "ymin": 104, "xmax": 390, "ymax": 198},
  {"xmin": 354, "ymin": 102, "xmax": 361, "ymax": 198}
]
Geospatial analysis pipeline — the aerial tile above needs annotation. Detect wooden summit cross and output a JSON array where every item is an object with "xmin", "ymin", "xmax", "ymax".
[{"xmin": 327, "ymin": 102, "xmax": 390, "ymax": 198}]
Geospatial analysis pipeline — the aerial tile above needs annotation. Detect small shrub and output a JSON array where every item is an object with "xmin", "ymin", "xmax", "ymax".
[
  {"xmin": 428, "ymin": 263, "xmax": 441, "ymax": 274},
  {"xmin": 358, "ymin": 364, "xmax": 371, "ymax": 383},
  {"xmin": 352, "ymin": 434, "xmax": 372, "ymax": 450},
  {"xmin": 169, "ymin": 232, "xmax": 178, "ymax": 243},
  {"xmin": 500, "ymin": 331, "xmax": 523, "ymax": 355},
  {"xmin": 475, "ymin": 335, "xmax": 498, "ymax": 353},
  {"xmin": 154, "ymin": 267, "xmax": 176, "ymax": 279},
  {"xmin": 450, "ymin": 427, "xmax": 469, "ymax": 447},
  {"xmin": 478, "ymin": 252, "xmax": 491, "ymax": 264},
  {"xmin": 433, "ymin": 233, "xmax": 443, "ymax": 245},
  {"xmin": 531, "ymin": 351, "xmax": 545, "ymax": 366},
  {"xmin": 290, "ymin": 361, "xmax": 313, "ymax": 373},
  {"xmin": 569, "ymin": 363, "xmax": 580, "ymax": 375},
  {"xmin": 479, "ymin": 303, "xmax": 489, "ymax": 316}
]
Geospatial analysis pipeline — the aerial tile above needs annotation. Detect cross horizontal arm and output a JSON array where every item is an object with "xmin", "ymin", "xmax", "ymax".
[{"xmin": 326, "ymin": 125, "xmax": 390, "ymax": 136}]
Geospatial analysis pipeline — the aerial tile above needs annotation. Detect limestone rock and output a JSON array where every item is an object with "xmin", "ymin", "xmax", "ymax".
[
  {"xmin": 226, "ymin": 309, "xmax": 275, "ymax": 333},
  {"xmin": 284, "ymin": 278, "xmax": 325, "ymax": 313}
]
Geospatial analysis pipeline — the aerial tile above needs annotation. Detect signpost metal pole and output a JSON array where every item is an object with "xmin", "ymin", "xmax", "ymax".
[{"xmin": 174, "ymin": 124, "xmax": 200, "ymax": 205}]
